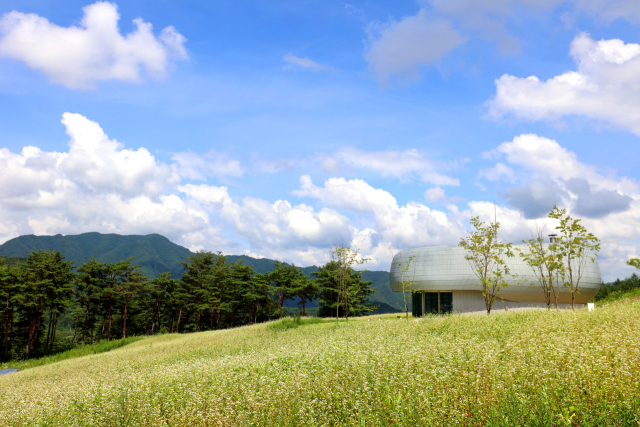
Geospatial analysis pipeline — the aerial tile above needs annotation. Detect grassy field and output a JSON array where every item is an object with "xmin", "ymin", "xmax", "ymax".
[
  {"xmin": 1, "ymin": 336, "xmax": 145, "ymax": 371},
  {"xmin": 1, "ymin": 301, "xmax": 639, "ymax": 426},
  {"xmin": 596, "ymin": 287, "xmax": 640, "ymax": 305}
]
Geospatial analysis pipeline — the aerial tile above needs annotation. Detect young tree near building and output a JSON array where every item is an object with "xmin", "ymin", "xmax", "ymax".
[
  {"xmin": 392, "ymin": 254, "xmax": 415, "ymax": 321},
  {"xmin": 518, "ymin": 224, "xmax": 563, "ymax": 309},
  {"xmin": 330, "ymin": 244, "xmax": 369, "ymax": 322},
  {"xmin": 549, "ymin": 206, "xmax": 600, "ymax": 310},
  {"xmin": 459, "ymin": 216, "xmax": 514, "ymax": 314}
]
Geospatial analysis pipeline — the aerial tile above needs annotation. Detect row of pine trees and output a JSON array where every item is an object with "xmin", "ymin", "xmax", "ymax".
[{"xmin": 0, "ymin": 250, "xmax": 376, "ymax": 361}]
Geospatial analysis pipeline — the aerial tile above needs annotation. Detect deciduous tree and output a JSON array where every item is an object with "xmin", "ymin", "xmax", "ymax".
[
  {"xmin": 549, "ymin": 206, "xmax": 600, "ymax": 310},
  {"xmin": 459, "ymin": 216, "xmax": 514, "ymax": 314}
]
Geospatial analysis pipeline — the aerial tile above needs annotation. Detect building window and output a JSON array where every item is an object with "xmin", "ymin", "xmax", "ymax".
[
  {"xmin": 412, "ymin": 291, "xmax": 453, "ymax": 316},
  {"xmin": 425, "ymin": 292, "xmax": 438, "ymax": 314},
  {"xmin": 412, "ymin": 292, "xmax": 421, "ymax": 317},
  {"xmin": 440, "ymin": 292, "xmax": 453, "ymax": 314}
]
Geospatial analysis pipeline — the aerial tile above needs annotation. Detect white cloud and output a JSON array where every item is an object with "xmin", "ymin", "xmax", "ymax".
[
  {"xmin": 179, "ymin": 183, "xmax": 352, "ymax": 254},
  {"xmin": 293, "ymin": 175, "xmax": 466, "ymax": 264},
  {"xmin": 0, "ymin": 2, "xmax": 188, "ymax": 89},
  {"xmin": 293, "ymin": 175, "xmax": 398, "ymax": 213},
  {"xmin": 423, "ymin": 0, "xmax": 640, "ymax": 50},
  {"xmin": 424, "ymin": 187, "xmax": 446, "ymax": 203},
  {"xmin": 364, "ymin": 1, "xmax": 640, "ymax": 86},
  {"xmin": 317, "ymin": 146, "xmax": 460, "ymax": 186},
  {"xmin": 283, "ymin": 54, "xmax": 331, "ymax": 72},
  {"xmin": 172, "ymin": 150, "xmax": 243, "ymax": 182},
  {"xmin": 478, "ymin": 162, "xmax": 515, "ymax": 182},
  {"xmin": 365, "ymin": 10, "xmax": 465, "ymax": 85},
  {"xmin": 478, "ymin": 134, "xmax": 638, "ymax": 281},
  {"xmin": 4, "ymin": 114, "xmax": 640, "ymax": 278},
  {"xmin": 0, "ymin": 113, "xmax": 215, "ymax": 248},
  {"xmin": 482, "ymin": 134, "xmax": 632, "ymax": 217},
  {"xmin": 486, "ymin": 133, "xmax": 598, "ymax": 182},
  {"xmin": 487, "ymin": 33, "xmax": 640, "ymax": 135}
]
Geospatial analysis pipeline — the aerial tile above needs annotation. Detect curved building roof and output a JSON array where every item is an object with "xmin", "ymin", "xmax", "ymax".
[{"xmin": 390, "ymin": 245, "xmax": 601, "ymax": 304}]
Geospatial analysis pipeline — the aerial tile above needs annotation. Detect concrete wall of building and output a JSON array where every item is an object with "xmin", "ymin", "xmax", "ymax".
[
  {"xmin": 450, "ymin": 290, "xmax": 583, "ymax": 313},
  {"xmin": 390, "ymin": 245, "xmax": 601, "ymax": 308}
]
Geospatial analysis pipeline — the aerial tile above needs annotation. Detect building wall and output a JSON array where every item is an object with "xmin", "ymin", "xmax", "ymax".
[
  {"xmin": 391, "ymin": 244, "xmax": 601, "ymax": 311},
  {"xmin": 451, "ymin": 290, "xmax": 582, "ymax": 313}
]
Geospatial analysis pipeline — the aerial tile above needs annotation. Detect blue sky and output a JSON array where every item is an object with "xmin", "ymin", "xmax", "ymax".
[{"xmin": 1, "ymin": 0, "xmax": 639, "ymax": 279}]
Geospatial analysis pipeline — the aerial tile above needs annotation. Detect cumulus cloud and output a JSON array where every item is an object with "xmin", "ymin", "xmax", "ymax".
[
  {"xmin": 0, "ymin": 113, "xmax": 220, "ymax": 249},
  {"xmin": 179, "ymin": 183, "xmax": 352, "ymax": 253},
  {"xmin": 483, "ymin": 133, "xmax": 634, "ymax": 220},
  {"xmin": 317, "ymin": 146, "xmax": 460, "ymax": 186},
  {"xmin": 0, "ymin": 2, "xmax": 188, "ymax": 89},
  {"xmin": 293, "ymin": 175, "xmax": 397, "ymax": 213},
  {"xmin": 565, "ymin": 177, "xmax": 633, "ymax": 218},
  {"xmin": 294, "ymin": 175, "xmax": 466, "ymax": 257},
  {"xmin": 365, "ymin": 10, "xmax": 465, "ymax": 85},
  {"xmin": 503, "ymin": 179, "xmax": 568, "ymax": 219},
  {"xmin": 485, "ymin": 133, "xmax": 597, "ymax": 181},
  {"xmin": 488, "ymin": 33, "xmax": 640, "ymax": 134}
]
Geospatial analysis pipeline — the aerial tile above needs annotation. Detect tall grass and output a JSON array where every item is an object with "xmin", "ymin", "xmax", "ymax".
[
  {"xmin": 596, "ymin": 287, "xmax": 640, "ymax": 305},
  {"xmin": 3, "ymin": 336, "xmax": 145, "ymax": 370},
  {"xmin": 1, "ymin": 300, "xmax": 639, "ymax": 426}
]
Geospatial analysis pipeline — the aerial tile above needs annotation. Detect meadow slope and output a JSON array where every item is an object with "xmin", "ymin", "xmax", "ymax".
[{"xmin": 1, "ymin": 302, "xmax": 640, "ymax": 426}]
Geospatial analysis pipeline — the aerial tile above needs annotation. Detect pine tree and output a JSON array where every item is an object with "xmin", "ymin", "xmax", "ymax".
[
  {"xmin": 113, "ymin": 258, "xmax": 147, "ymax": 339},
  {"xmin": 315, "ymin": 261, "xmax": 376, "ymax": 318},
  {"xmin": 179, "ymin": 251, "xmax": 216, "ymax": 332},
  {"xmin": 76, "ymin": 258, "xmax": 107, "ymax": 344}
]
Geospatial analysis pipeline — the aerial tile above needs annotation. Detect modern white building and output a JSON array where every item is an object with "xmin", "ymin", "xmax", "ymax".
[{"xmin": 389, "ymin": 244, "xmax": 601, "ymax": 315}]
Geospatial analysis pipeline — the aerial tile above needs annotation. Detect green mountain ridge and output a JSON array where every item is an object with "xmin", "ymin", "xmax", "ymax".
[{"xmin": 0, "ymin": 232, "xmax": 403, "ymax": 313}]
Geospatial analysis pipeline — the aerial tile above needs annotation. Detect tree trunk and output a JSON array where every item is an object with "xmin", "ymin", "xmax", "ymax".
[
  {"xmin": 4, "ymin": 296, "xmax": 10, "ymax": 358},
  {"xmin": 50, "ymin": 313, "xmax": 57, "ymax": 349},
  {"xmin": 176, "ymin": 307, "xmax": 183, "ymax": 333},
  {"xmin": 82, "ymin": 309, "xmax": 89, "ymax": 344},
  {"xmin": 157, "ymin": 302, "xmax": 162, "ymax": 333},
  {"xmin": 122, "ymin": 300, "xmax": 128, "ymax": 339},
  {"xmin": 46, "ymin": 311, "xmax": 53, "ymax": 348},
  {"xmin": 71, "ymin": 316, "xmax": 78, "ymax": 344},
  {"xmin": 108, "ymin": 298, "xmax": 112, "ymax": 341}
]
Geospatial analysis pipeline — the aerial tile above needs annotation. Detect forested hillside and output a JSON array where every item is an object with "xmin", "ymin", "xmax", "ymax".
[
  {"xmin": 0, "ymin": 233, "xmax": 403, "ymax": 312},
  {"xmin": 0, "ymin": 250, "xmax": 382, "ymax": 361}
]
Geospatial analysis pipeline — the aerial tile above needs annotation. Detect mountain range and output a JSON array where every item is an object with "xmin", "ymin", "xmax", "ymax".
[{"xmin": 0, "ymin": 232, "xmax": 403, "ymax": 313}]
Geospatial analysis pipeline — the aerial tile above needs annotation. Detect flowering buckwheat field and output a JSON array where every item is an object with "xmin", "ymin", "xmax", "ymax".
[{"xmin": 1, "ymin": 301, "xmax": 639, "ymax": 426}]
